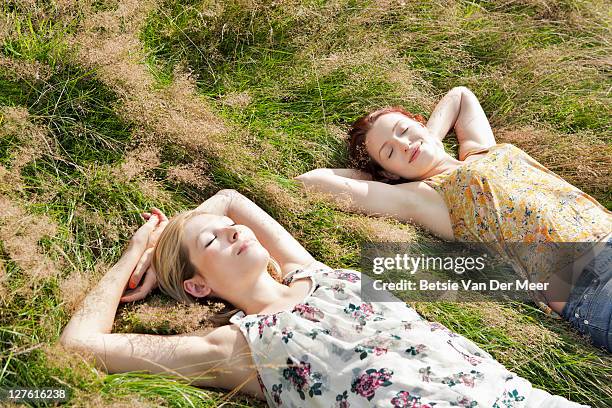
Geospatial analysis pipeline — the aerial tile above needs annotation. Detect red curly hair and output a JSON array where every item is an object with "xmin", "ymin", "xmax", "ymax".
[{"xmin": 348, "ymin": 107, "xmax": 427, "ymax": 183}]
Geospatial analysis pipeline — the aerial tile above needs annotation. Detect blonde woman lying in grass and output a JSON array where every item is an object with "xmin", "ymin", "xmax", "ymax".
[
  {"xmin": 60, "ymin": 189, "xmax": 589, "ymax": 407},
  {"xmin": 295, "ymin": 86, "xmax": 612, "ymax": 352}
]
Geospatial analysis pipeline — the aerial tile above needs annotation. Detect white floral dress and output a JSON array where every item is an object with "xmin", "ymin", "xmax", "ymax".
[{"xmin": 229, "ymin": 261, "xmax": 587, "ymax": 408}]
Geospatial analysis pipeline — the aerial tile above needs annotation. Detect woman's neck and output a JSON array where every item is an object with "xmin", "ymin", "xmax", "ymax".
[
  {"xmin": 229, "ymin": 272, "xmax": 297, "ymax": 316},
  {"xmin": 419, "ymin": 152, "xmax": 463, "ymax": 180}
]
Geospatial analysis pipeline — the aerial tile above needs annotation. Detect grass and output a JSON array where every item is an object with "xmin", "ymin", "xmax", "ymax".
[{"xmin": 1, "ymin": 0, "xmax": 610, "ymax": 407}]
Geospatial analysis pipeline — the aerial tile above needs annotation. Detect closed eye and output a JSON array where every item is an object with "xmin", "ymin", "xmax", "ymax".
[
  {"xmin": 388, "ymin": 148, "xmax": 393, "ymax": 158},
  {"xmin": 205, "ymin": 222, "xmax": 237, "ymax": 248}
]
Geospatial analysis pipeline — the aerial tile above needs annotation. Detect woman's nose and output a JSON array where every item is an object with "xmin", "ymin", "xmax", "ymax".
[
  {"xmin": 226, "ymin": 226, "xmax": 239, "ymax": 242},
  {"xmin": 396, "ymin": 138, "xmax": 410, "ymax": 152}
]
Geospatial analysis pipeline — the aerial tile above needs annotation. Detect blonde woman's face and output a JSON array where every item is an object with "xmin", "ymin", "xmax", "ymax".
[
  {"xmin": 181, "ymin": 213, "xmax": 269, "ymax": 299},
  {"xmin": 365, "ymin": 112, "xmax": 444, "ymax": 180}
]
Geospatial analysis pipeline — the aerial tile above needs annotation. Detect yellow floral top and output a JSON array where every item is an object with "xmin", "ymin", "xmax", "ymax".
[{"xmin": 424, "ymin": 143, "xmax": 612, "ymax": 306}]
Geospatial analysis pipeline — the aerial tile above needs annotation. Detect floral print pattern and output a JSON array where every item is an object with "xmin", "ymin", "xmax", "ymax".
[
  {"xmin": 293, "ymin": 303, "xmax": 324, "ymax": 322},
  {"xmin": 351, "ymin": 367, "xmax": 393, "ymax": 401},
  {"xmin": 335, "ymin": 390, "xmax": 350, "ymax": 408},
  {"xmin": 390, "ymin": 390, "xmax": 435, "ymax": 408},
  {"xmin": 281, "ymin": 357, "xmax": 325, "ymax": 400},
  {"xmin": 344, "ymin": 302, "xmax": 385, "ymax": 330},
  {"xmin": 257, "ymin": 314, "xmax": 278, "ymax": 338},
  {"xmin": 442, "ymin": 370, "xmax": 484, "ymax": 388},
  {"xmin": 424, "ymin": 143, "xmax": 612, "ymax": 307},
  {"xmin": 229, "ymin": 262, "xmax": 582, "ymax": 407},
  {"xmin": 354, "ymin": 344, "xmax": 388, "ymax": 360}
]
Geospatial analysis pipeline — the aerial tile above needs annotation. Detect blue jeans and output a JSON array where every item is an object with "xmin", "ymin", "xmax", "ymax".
[{"xmin": 562, "ymin": 238, "xmax": 612, "ymax": 352}]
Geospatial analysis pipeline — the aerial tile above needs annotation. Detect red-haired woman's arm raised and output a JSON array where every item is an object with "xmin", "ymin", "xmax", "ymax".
[{"xmin": 426, "ymin": 87, "xmax": 496, "ymax": 160}]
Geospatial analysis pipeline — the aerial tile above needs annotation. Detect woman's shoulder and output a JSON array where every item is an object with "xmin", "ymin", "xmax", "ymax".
[
  {"xmin": 463, "ymin": 142, "xmax": 517, "ymax": 158},
  {"xmin": 282, "ymin": 260, "xmax": 336, "ymax": 284}
]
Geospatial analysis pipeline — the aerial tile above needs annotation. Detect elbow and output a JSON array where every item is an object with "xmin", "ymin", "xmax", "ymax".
[
  {"xmin": 294, "ymin": 172, "xmax": 309, "ymax": 183},
  {"xmin": 217, "ymin": 188, "xmax": 238, "ymax": 197},
  {"xmin": 216, "ymin": 188, "xmax": 242, "ymax": 203},
  {"xmin": 58, "ymin": 335, "xmax": 110, "ymax": 373},
  {"xmin": 59, "ymin": 333, "xmax": 87, "ymax": 353},
  {"xmin": 452, "ymin": 86, "xmax": 470, "ymax": 94},
  {"xmin": 59, "ymin": 326, "xmax": 75, "ymax": 348},
  {"xmin": 294, "ymin": 172, "xmax": 319, "ymax": 189},
  {"xmin": 294, "ymin": 168, "xmax": 329, "ymax": 183},
  {"xmin": 452, "ymin": 86, "xmax": 476, "ymax": 101}
]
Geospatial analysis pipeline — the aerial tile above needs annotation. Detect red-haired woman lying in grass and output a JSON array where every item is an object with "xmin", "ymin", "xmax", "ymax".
[
  {"xmin": 295, "ymin": 86, "xmax": 612, "ymax": 352},
  {"xmin": 60, "ymin": 190, "xmax": 589, "ymax": 407}
]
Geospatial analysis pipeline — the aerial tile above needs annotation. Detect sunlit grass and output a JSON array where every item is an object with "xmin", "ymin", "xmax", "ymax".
[{"xmin": 1, "ymin": 0, "xmax": 610, "ymax": 407}]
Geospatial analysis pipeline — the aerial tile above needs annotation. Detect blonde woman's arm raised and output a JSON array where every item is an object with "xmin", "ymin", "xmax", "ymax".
[
  {"xmin": 426, "ymin": 86, "xmax": 496, "ymax": 160},
  {"xmin": 294, "ymin": 174, "xmax": 454, "ymax": 240},
  {"xmin": 59, "ymin": 215, "xmax": 264, "ymax": 398},
  {"xmin": 196, "ymin": 189, "xmax": 316, "ymax": 276}
]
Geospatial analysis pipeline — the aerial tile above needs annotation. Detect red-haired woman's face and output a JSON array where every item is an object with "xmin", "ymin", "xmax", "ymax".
[{"xmin": 365, "ymin": 112, "xmax": 443, "ymax": 180}]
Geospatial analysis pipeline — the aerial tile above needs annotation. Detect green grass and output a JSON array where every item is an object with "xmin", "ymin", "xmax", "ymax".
[{"xmin": 1, "ymin": 0, "xmax": 611, "ymax": 407}]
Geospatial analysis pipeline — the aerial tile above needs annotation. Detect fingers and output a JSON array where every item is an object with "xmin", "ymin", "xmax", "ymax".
[
  {"xmin": 150, "ymin": 207, "xmax": 168, "ymax": 222},
  {"xmin": 142, "ymin": 265, "xmax": 158, "ymax": 290},
  {"xmin": 147, "ymin": 208, "xmax": 169, "ymax": 248},
  {"xmin": 120, "ymin": 287, "xmax": 146, "ymax": 303},
  {"xmin": 142, "ymin": 208, "xmax": 166, "ymax": 221},
  {"xmin": 120, "ymin": 266, "xmax": 158, "ymax": 303},
  {"xmin": 130, "ymin": 247, "xmax": 153, "ymax": 289},
  {"xmin": 120, "ymin": 286, "xmax": 147, "ymax": 303}
]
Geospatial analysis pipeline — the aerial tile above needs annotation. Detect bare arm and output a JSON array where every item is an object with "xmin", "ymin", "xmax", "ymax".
[
  {"xmin": 196, "ymin": 189, "xmax": 316, "ymax": 276},
  {"xmin": 60, "ymin": 216, "xmax": 160, "ymax": 338},
  {"xmin": 61, "ymin": 322, "xmax": 262, "ymax": 397},
  {"xmin": 295, "ymin": 173, "xmax": 454, "ymax": 240},
  {"xmin": 426, "ymin": 86, "xmax": 496, "ymax": 160},
  {"xmin": 296, "ymin": 168, "xmax": 374, "ymax": 181},
  {"xmin": 59, "ymin": 216, "xmax": 262, "ymax": 397}
]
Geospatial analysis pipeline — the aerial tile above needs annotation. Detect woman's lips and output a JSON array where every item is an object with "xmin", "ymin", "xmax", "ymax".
[
  {"xmin": 237, "ymin": 241, "xmax": 250, "ymax": 255},
  {"xmin": 409, "ymin": 141, "xmax": 421, "ymax": 163}
]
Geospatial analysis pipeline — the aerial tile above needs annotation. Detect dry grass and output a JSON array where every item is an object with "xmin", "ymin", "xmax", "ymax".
[
  {"xmin": 0, "ymin": 55, "xmax": 51, "ymax": 81},
  {"xmin": 68, "ymin": 0, "xmax": 406, "ymax": 259},
  {"xmin": 2, "ymin": 1, "xmax": 610, "ymax": 406},
  {"xmin": 496, "ymin": 126, "xmax": 612, "ymax": 199},
  {"xmin": 69, "ymin": 2, "xmax": 229, "ymax": 153},
  {"xmin": 220, "ymin": 91, "xmax": 252, "ymax": 109},
  {"xmin": 0, "ymin": 196, "xmax": 61, "ymax": 286},
  {"xmin": 117, "ymin": 295, "xmax": 226, "ymax": 334},
  {"xmin": 166, "ymin": 162, "xmax": 212, "ymax": 191},
  {"xmin": 113, "ymin": 144, "xmax": 161, "ymax": 182},
  {"xmin": 0, "ymin": 106, "xmax": 55, "ymax": 197},
  {"xmin": 58, "ymin": 268, "xmax": 97, "ymax": 316},
  {"xmin": 0, "ymin": 254, "xmax": 7, "ymax": 303}
]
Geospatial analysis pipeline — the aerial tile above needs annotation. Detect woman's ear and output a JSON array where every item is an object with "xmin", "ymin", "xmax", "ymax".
[
  {"xmin": 183, "ymin": 277, "xmax": 212, "ymax": 299},
  {"xmin": 379, "ymin": 170, "xmax": 400, "ymax": 181}
]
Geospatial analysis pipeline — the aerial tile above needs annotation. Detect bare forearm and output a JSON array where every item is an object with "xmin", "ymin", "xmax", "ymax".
[
  {"xmin": 194, "ymin": 189, "xmax": 233, "ymax": 215},
  {"xmin": 195, "ymin": 189, "xmax": 253, "ymax": 226},
  {"xmin": 60, "ymin": 244, "xmax": 142, "ymax": 341},
  {"xmin": 425, "ymin": 87, "xmax": 463, "ymax": 141},
  {"xmin": 295, "ymin": 172, "xmax": 365, "ymax": 211},
  {"xmin": 296, "ymin": 168, "xmax": 373, "ymax": 182}
]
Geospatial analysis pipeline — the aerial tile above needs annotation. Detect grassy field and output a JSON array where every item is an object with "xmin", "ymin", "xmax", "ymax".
[{"xmin": 1, "ymin": 0, "xmax": 610, "ymax": 407}]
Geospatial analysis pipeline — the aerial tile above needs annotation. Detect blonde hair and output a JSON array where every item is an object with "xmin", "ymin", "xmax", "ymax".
[{"xmin": 152, "ymin": 209, "xmax": 283, "ymax": 327}]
